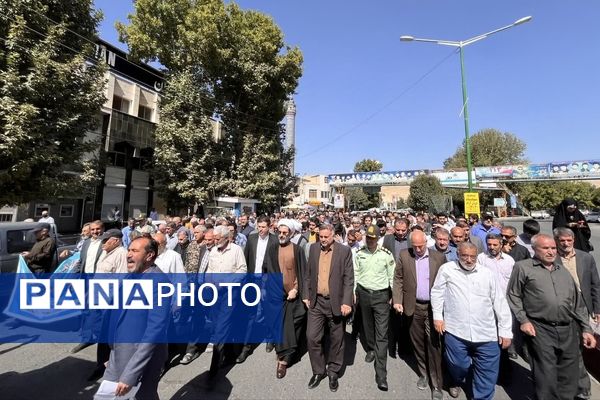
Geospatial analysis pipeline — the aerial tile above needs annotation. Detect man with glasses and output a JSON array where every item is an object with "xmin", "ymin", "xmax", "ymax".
[
  {"xmin": 272, "ymin": 219, "xmax": 306, "ymax": 379},
  {"xmin": 431, "ymin": 242, "xmax": 513, "ymax": 399},
  {"xmin": 500, "ymin": 226, "xmax": 530, "ymax": 262}
]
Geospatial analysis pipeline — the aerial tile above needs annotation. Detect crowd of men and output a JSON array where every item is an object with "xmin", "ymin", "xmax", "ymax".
[{"xmin": 21, "ymin": 203, "xmax": 599, "ymax": 400}]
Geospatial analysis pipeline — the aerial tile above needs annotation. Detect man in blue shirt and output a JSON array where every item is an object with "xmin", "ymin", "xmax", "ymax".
[
  {"xmin": 470, "ymin": 213, "xmax": 500, "ymax": 252},
  {"xmin": 121, "ymin": 218, "xmax": 135, "ymax": 249}
]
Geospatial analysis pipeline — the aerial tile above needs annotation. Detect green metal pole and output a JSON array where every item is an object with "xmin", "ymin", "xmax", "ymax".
[{"xmin": 459, "ymin": 45, "xmax": 473, "ymax": 192}]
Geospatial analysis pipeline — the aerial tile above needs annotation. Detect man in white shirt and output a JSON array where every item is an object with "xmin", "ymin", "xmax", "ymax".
[
  {"xmin": 206, "ymin": 225, "xmax": 247, "ymax": 381},
  {"xmin": 96, "ymin": 229, "xmax": 128, "ymax": 274},
  {"xmin": 431, "ymin": 242, "xmax": 512, "ymax": 400},
  {"xmin": 152, "ymin": 232, "xmax": 185, "ymax": 275},
  {"xmin": 38, "ymin": 210, "xmax": 55, "ymax": 224}
]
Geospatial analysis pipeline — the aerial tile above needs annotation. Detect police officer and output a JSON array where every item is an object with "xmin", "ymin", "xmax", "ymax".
[{"xmin": 354, "ymin": 225, "xmax": 395, "ymax": 391}]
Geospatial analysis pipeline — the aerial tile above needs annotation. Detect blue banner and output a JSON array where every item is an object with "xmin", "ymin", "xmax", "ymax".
[{"xmin": 0, "ymin": 271, "xmax": 284, "ymax": 344}]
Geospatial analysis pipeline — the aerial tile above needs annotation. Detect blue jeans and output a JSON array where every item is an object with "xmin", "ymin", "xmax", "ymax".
[{"xmin": 445, "ymin": 332, "xmax": 500, "ymax": 400}]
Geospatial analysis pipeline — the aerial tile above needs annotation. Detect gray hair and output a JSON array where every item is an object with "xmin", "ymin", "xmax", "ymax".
[
  {"xmin": 193, "ymin": 225, "xmax": 207, "ymax": 234},
  {"xmin": 531, "ymin": 233, "xmax": 554, "ymax": 249},
  {"xmin": 553, "ymin": 227, "xmax": 574, "ymax": 239},
  {"xmin": 434, "ymin": 228, "xmax": 450, "ymax": 239},
  {"xmin": 319, "ymin": 222, "xmax": 335, "ymax": 232},
  {"xmin": 214, "ymin": 225, "xmax": 230, "ymax": 238},
  {"xmin": 457, "ymin": 241, "xmax": 477, "ymax": 253}
]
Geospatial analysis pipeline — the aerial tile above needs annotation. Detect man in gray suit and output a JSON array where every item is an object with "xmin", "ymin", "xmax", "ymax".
[
  {"xmin": 555, "ymin": 227, "xmax": 600, "ymax": 400},
  {"xmin": 100, "ymin": 236, "xmax": 170, "ymax": 400}
]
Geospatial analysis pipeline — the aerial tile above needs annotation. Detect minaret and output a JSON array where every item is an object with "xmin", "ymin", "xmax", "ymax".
[{"xmin": 285, "ymin": 98, "xmax": 296, "ymax": 174}]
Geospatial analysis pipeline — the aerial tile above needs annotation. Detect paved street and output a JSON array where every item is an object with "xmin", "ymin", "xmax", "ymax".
[{"xmin": 1, "ymin": 219, "xmax": 600, "ymax": 399}]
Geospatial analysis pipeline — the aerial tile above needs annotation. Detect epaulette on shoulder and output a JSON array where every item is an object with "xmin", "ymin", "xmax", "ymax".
[{"xmin": 380, "ymin": 247, "xmax": 392, "ymax": 255}]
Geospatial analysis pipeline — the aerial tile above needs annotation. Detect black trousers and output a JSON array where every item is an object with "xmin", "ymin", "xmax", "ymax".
[
  {"xmin": 306, "ymin": 295, "xmax": 345, "ymax": 376},
  {"xmin": 527, "ymin": 321, "xmax": 580, "ymax": 400},
  {"xmin": 356, "ymin": 285, "xmax": 390, "ymax": 380}
]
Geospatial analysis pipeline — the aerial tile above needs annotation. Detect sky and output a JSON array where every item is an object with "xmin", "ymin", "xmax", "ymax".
[{"xmin": 94, "ymin": 0, "xmax": 600, "ymax": 175}]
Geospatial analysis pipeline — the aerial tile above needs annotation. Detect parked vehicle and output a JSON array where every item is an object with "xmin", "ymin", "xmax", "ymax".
[
  {"xmin": 585, "ymin": 211, "xmax": 600, "ymax": 223},
  {"xmin": 530, "ymin": 210, "xmax": 551, "ymax": 219},
  {"xmin": 0, "ymin": 222, "xmax": 75, "ymax": 273}
]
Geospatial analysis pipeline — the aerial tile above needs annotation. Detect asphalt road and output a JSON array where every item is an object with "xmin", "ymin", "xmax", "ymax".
[{"xmin": 1, "ymin": 218, "xmax": 599, "ymax": 400}]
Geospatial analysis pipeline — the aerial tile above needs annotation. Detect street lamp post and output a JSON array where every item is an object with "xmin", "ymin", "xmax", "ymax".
[{"xmin": 400, "ymin": 16, "xmax": 532, "ymax": 192}]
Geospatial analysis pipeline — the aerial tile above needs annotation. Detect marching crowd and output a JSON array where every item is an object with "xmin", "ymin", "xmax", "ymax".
[{"xmin": 20, "ymin": 200, "xmax": 599, "ymax": 400}]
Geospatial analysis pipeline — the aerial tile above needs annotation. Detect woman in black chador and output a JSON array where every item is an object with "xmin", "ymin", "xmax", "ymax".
[{"xmin": 552, "ymin": 198, "xmax": 593, "ymax": 252}]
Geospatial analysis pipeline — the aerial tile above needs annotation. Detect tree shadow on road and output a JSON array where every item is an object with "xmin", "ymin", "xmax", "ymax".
[{"xmin": 0, "ymin": 356, "xmax": 99, "ymax": 400}]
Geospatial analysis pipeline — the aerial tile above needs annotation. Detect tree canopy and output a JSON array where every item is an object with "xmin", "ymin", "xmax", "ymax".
[
  {"xmin": 443, "ymin": 128, "xmax": 527, "ymax": 169},
  {"xmin": 354, "ymin": 159, "xmax": 383, "ymax": 173},
  {"xmin": 117, "ymin": 0, "xmax": 303, "ymax": 209},
  {"xmin": 0, "ymin": 0, "xmax": 106, "ymax": 205},
  {"xmin": 511, "ymin": 181, "xmax": 600, "ymax": 210},
  {"xmin": 408, "ymin": 175, "xmax": 445, "ymax": 212}
]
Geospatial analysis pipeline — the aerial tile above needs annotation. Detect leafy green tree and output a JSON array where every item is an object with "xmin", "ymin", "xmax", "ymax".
[
  {"xmin": 117, "ymin": 0, "xmax": 302, "ymax": 208},
  {"xmin": 152, "ymin": 69, "xmax": 221, "ymax": 210},
  {"xmin": 443, "ymin": 128, "xmax": 527, "ymax": 169},
  {"xmin": 512, "ymin": 181, "xmax": 599, "ymax": 210},
  {"xmin": 354, "ymin": 159, "xmax": 383, "ymax": 173},
  {"xmin": 408, "ymin": 175, "xmax": 445, "ymax": 212},
  {"xmin": 346, "ymin": 188, "xmax": 370, "ymax": 211},
  {"xmin": 0, "ymin": 0, "xmax": 106, "ymax": 205}
]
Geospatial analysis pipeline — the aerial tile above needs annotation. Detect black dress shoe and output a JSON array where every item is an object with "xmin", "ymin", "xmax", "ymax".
[
  {"xmin": 236, "ymin": 349, "xmax": 251, "ymax": 364},
  {"xmin": 329, "ymin": 375, "xmax": 339, "ymax": 392},
  {"xmin": 265, "ymin": 343, "xmax": 275, "ymax": 353},
  {"xmin": 376, "ymin": 378, "xmax": 388, "ymax": 391},
  {"xmin": 308, "ymin": 373, "xmax": 326, "ymax": 389},
  {"xmin": 365, "ymin": 351, "xmax": 375, "ymax": 363}
]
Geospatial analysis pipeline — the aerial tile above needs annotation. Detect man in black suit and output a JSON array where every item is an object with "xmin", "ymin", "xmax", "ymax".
[
  {"xmin": 303, "ymin": 223, "xmax": 354, "ymax": 392},
  {"xmin": 382, "ymin": 218, "xmax": 411, "ymax": 357},
  {"xmin": 555, "ymin": 227, "xmax": 600, "ymax": 400},
  {"xmin": 236, "ymin": 215, "xmax": 279, "ymax": 362}
]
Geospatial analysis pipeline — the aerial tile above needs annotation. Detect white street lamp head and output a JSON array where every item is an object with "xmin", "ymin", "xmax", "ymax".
[
  {"xmin": 400, "ymin": 36, "xmax": 414, "ymax": 41},
  {"xmin": 514, "ymin": 16, "xmax": 533, "ymax": 26}
]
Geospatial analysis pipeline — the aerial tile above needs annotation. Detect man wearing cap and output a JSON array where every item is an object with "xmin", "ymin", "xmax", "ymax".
[
  {"xmin": 470, "ymin": 213, "xmax": 500, "ymax": 252},
  {"xmin": 354, "ymin": 224, "xmax": 395, "ymax": 391},
  {"xmin": 96, "ymin": 229, "xmax": 128, "ymax": 274},
  {"xmin": 87, "ymin": 228, "xmax": 129, "ymax": 381},
  {"xmin": 22, "ymin": 223, "xmax": 56, "ymax": 274}
]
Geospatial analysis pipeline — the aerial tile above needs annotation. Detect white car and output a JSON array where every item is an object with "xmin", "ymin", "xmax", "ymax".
[{"xmin": 530, "ymin": 210, "xmax": 551, "ymax": 219}]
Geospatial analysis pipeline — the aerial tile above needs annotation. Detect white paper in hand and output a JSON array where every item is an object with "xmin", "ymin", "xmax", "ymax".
[{"xmin": 94, "ymin": 380, "xmax": 141, "ymax": 400}]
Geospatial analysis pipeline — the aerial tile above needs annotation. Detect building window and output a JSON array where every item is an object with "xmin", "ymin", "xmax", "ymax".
[
  {"xmin": 138, "ymin": 105, "xmax": 153, "ymax": 121},
  {"xmin": 59, "ymin": 205, "xmax": 74, "ymax": 218},
  {"xmin": 34, "ymin": 204, "xmax": 50, "ymax": 217},
  {"xmin": 7, "ymin": 230, "xmax": 37, "ymax": 254},
  {"xmin": 0, "ymin": 213, "xmax": 13, "ymax": 222},
  {"xmin": 320, "ymin": 191, "xmax": 329, "ymax": 199},
  {"xmin": 323, "ymin": 176, "xmax": 328, "ymax": 184},
  {"xmin": 308, "ymin": 189, "xmax": 317, "ymax": 198},
  {"xmin": 112, "ymin": 95, "xmax": 131, "ymax": 113}
]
